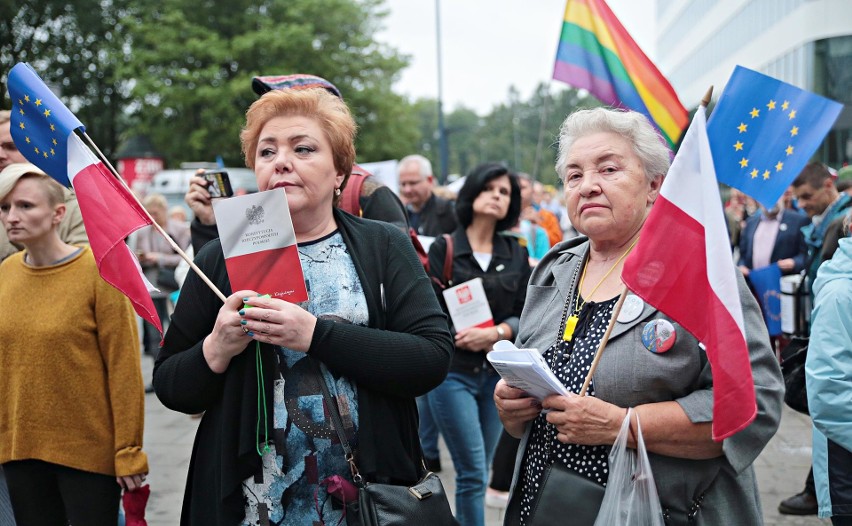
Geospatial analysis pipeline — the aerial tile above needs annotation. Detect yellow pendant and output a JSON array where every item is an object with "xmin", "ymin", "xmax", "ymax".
[{"xmin": 563, "ymin": 315, "xmax": 579, "ymax": 341}]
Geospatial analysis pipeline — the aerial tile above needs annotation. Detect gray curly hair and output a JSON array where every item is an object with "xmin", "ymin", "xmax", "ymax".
[{"xmin": 555, "ymin": 108, "xmax": 671, "ymax": 183}]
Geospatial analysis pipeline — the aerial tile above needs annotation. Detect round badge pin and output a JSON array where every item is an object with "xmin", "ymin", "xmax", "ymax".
[
  {"xmin": 617, "ymin": 294, "xmax": 644, "ymax": 323},
  {"xmin": 641, "ymin": 319, "xmax": 677, "ymax": 353},
  {"xmin": 779, "ymin": 223, "xmax": 788, "ymax": 232}
]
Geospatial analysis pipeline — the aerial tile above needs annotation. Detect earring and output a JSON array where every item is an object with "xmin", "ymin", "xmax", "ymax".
[{"xmin": 335, "ymin": 188, "xmax": 341, "ymax": 196}]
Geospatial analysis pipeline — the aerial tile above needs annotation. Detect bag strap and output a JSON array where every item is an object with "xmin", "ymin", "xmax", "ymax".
[
  {"xmin": 441, "ymin": 233, "xmax": 453, "ymax": 286},
  {"xmin": 310, "ymin": 357, "xmax": 429, "ymax": 482},
  {"xmin": 409, "ymin": 228, "xmax": 430, "ymax": 272},
  {"xmin": 340, "ymin": 165, "xmax": 370, "ymax": 217},
  {"xmin": 310, "ymin": 358, "xmax": 363, "ymax": 484}
]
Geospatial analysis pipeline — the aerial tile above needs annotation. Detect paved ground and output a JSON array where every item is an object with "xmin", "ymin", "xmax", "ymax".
[{"xmin": 139, "ymin": 355, "xmax": 828, "ymax": 525}]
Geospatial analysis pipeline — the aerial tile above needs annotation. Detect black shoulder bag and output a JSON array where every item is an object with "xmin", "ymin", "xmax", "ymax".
[
  {"xmin": 780, "ymin": 336, "xmax": 809, "ymax": 415},
  {"xmin": 311, "ymin": 359, "xmax": 458, "ymax": 526}
]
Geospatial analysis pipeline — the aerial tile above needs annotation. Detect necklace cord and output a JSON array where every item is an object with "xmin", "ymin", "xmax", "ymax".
[
  {"xmin": 573, "ymin": 236, "xmax": 639, "ymax": 315},
  {"xmin": 562, "ymin": 237, "xmax": 639, "ymax": 343}
]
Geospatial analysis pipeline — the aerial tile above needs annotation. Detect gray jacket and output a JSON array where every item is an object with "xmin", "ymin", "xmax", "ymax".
[{"xmin": 505, "ymin": 237, "xmax": 784, "ymax": 526}]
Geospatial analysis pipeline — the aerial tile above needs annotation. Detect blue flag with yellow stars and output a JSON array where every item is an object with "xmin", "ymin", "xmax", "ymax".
[
  {"xmin": 8, "ymin": 62, "xmax": 85, "ymax": 187},
  {"xmin": 748, "ymin": 263, "xmax": 782, "ymax": 337},
  {"xmin": 707, "ymin": 66, "xmax": 843, "ymax": 210}
]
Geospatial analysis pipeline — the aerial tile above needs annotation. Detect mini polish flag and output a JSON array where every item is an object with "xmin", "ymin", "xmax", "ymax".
[
  {"xmin": 442, "ymin": 277, "xmax": 495, "ymax": 331},
  {"xmin": 213, "ymin": 188, "xmax": 308, "ymax": 302}
]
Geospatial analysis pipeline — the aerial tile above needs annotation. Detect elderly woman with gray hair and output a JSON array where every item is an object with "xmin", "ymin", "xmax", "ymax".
[{"xmin": 494, "ymin": 108, "xmax": 784, "ymax": 525}]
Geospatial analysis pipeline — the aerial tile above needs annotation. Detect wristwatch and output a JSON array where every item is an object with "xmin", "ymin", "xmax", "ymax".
[{"xmin": 495, "ymin": 324, "xmax": 506, "ymax": 339}]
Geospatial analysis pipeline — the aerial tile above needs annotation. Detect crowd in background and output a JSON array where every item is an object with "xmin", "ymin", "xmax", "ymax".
[{"xmin": 2, "ymin": 74, "xmax": 852, "ymax": 526}]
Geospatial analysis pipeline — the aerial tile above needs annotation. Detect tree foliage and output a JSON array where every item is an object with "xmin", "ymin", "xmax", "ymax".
[
  {"xmin": 2, "ymin": 1, "xmax": 598, "ymax": 182},
  {"xmin": 1, "ymin": 0, "xmax": 135, "ymax": 158},
  {"xmin": 118, "ymin": 0, "xmax": 419, "ymax": 166},
  {"xmin": 414, "ymin": 84, "xmax": 600, "ymax": 187},
  {"xmin": 2, "ymin": 0, "xmax": 417, "ymax": 167}
]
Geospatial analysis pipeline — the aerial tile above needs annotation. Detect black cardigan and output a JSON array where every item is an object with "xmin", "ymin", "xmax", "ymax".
[{"xmin": 154, "ymin": 209, "xmax": 453, "ymax": 525}]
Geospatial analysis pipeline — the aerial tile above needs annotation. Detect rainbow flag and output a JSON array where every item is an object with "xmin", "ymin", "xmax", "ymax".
[{"xmin": 554, "ymin": 0, "xmax": 688, "ymax": 148}]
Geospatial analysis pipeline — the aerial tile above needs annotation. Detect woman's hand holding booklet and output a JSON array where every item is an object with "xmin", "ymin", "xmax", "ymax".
[{"xmin": 487, "ymin": 340, "xmax": 570, "ymax": 401}]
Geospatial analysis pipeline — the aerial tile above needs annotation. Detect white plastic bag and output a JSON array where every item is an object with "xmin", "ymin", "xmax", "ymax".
[{"xmin": 594, "ymin": 408, "xmax": 665, "ymax": 526}]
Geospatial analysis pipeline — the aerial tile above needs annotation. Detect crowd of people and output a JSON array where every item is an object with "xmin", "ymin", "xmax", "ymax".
[{"xmin": 1, "ymin": 70, "xmax": 851, "ymax": 526}]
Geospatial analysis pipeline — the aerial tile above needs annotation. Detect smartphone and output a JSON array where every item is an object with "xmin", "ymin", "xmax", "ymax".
[{"xmin": 203, "ymin": 170, "xmax": 234, "ymax": 198}]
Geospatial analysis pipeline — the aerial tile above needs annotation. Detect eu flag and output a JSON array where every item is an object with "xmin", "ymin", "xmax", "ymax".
[
  {"xmin": 707, "ymin": 66, "xmax": 843, "ymax": 210},
  {"xmin": 7, "ymin": 62, "xmax": 85, "ymax": 187},
  {"xmin": 748, "ymin": 263, "xmax": 782, "ymax": 337}
]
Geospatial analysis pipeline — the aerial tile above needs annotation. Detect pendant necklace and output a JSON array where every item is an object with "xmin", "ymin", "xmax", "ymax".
[{"xmin": 562, "ymin": 237, "xmax": 639, "ymax": 342}]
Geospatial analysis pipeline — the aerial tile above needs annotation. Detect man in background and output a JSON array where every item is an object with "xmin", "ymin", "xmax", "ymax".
[
  {"xmin": 737, "ymin": 190, "xmax": 810, "ymax": 354},
  {"xmin": 794, "ymin": 162, "xmax": 852, "ymax": 290},
  {"xmin": 398, "ymin": 154, "xmax": 457, "ymax": 237},
  {"xmin": 738, "ymin": 190, "xmax": 810, "ymax": 279}
]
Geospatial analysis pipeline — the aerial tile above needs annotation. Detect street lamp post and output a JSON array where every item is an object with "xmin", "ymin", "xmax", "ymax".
[{"xmin": 435, "ymin": 0, "xmax": 449, "ymax": 184}]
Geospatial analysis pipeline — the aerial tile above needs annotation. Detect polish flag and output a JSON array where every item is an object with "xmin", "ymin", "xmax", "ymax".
[
  {"xmin": 622, "ymin": 107, "xmax": 756, "ymax": 441},
  {"xmin": 67, "ymin": 134, "xmax": 163, "ymax": 333}
]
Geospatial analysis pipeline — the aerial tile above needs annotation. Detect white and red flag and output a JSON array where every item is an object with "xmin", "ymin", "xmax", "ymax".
[
  {"xmin": 213, "ymin": 188, "xmax": 307, "ymax": 303},
  {"xmin": 8, "ymin": 62, "xmax": 162, "ymax": 333},
  {"xmin": 622, "ymin": 107, "xmax": 756, "ymax": 441}
]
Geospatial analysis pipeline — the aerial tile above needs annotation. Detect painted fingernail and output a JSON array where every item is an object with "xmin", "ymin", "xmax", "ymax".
[
  {"xmin": 238, "ymin": 309, "xmax": 245, "ymax": 316},
  {"xmin": 240, "ymin": 320, "xmax": 247, "ymax": 325},
  {"xmin": 247, "ymin": 331, "xmax": 254, "ymax": 337},
  {"xmin": 242, "ymin": 297, "xmax": 250, "ymax": 302}
]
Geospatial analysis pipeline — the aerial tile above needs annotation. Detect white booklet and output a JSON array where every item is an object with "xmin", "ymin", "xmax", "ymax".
[
  {"xmin": 212, "ymin": 188, "xmax": 308, "ymax": 302},
  {"xmin": 442, "ymin": 277, "xmax": 494, "ymax": 331},
  {"xmin": 487, "ymin": 340, "xmax": 570, "ymax": 401}
]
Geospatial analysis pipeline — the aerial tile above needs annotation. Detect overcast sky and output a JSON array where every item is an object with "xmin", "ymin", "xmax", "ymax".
[{"xmin": 375, "ymin": 0, "xmax": 656, "ymax": 115}]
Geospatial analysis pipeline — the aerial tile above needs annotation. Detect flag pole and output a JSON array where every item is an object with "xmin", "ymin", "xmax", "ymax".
[
  {"xmin": 579, "ymin": 286, "xmax": 628, "ymax": 397},
  {"xmin": 578, "ymin": 86, "xmax": 715, "ymax": 397},
  {"xmin": 76, "ymin": 131, "xmax": 228, "ymax": 303},
  {"xmin": 700, "ymin": 86, "xmax": 714, "ymax": 108}
]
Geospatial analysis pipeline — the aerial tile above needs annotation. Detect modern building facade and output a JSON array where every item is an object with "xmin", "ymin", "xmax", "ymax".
[{"xmin": 656, "ymin": 0, "xmax": 852, "ymax": 166}]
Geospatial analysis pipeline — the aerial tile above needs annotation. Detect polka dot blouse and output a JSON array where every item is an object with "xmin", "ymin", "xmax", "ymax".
[{"xmin": 518, "ymin": 296, "xmax": 617, "ymax": 525}]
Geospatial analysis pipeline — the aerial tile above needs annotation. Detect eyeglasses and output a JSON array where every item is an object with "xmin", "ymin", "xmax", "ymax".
[{"xmin": 0, "ymin": 141, "xmax": 18, "ymax": 153}]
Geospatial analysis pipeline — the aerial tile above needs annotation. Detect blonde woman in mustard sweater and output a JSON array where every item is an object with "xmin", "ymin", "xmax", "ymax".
[{"xmin": 0, "ymin": 163, "xmax": 148, "ymax": 526}]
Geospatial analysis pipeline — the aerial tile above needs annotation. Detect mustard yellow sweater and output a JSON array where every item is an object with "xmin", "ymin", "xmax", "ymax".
[{"xmin": 0, "ymin": 246, "xmax": 148, "ymax": 477}]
